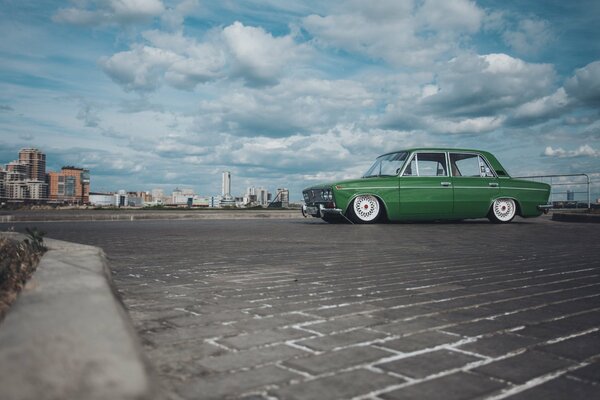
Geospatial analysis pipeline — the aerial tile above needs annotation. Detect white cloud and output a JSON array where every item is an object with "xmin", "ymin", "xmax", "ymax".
[
  {"xmin": 421, "ymin": 53, "xmax": 557, "ymax": 116},
  {"xmin": 543, "ymin": 145, "xmax": 600, "ymax": 158},
  {"xmin": 303, "ymin": 0, "xmax": 484, "ymax": 67},
  {"xmin": 110, "ymin": 0, "xmax": 164, "ymax": 21},
  {"xmin": 160, "ymin": 0, "xmax": 199, "ymax": 30},
  {"xmin": 503, "ymin": 18, "xmax": 553, "ymax": 55},
  {"xmin": 429, "ymin": 116, "xmax": 506, "ymax": 134},
  {"xmin": 222, "ymin": 21, "xmax": 309, "ymax": 86},
  {"xmin": 54, "ymin": 0, "xmax": 165, "ymax": 26},
  {"xmin": 100, "ymin": 22, "xmax": 307, "ymax": 91},
  {"xmin": 511, "ymin": 88, "xmax": 571, "ymax": 124},
  {"xmin": 193, "ymin": 78, "xmax": 375, "ymax": 137},
  {"xmin": 565, "ymin": 60, "xmax": 600, "ymax": 105},
  {"xmin": 100, "ymin": 45, "xmax": 181, "ymax": 91},
  {"xmin": 417, "ymin": 0, "xmax": 483, "ymax": 33}
]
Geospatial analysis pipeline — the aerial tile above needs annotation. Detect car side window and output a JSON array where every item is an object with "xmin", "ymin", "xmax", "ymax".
[
  {"xmin": 403, "ymin": 153, "xmax": 448, "ymax": 177},
  {"xmin": 450, "ymin": 153, "xmax": 495, "ymax": 177}
]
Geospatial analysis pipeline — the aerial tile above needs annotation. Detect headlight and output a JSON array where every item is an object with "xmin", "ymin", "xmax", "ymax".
[{"xmin": 322, "ymin": 189, "xmax": 333, "ymax": 201}]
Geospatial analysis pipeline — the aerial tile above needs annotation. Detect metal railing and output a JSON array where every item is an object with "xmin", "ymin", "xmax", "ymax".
[{"xmin": 516, "ymin": 173, "xmax": 591, "ymax": 209}]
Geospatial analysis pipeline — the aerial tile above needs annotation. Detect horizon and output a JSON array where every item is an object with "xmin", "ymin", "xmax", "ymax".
[{"xmin": 1, "ymin": 1, "xmax": 599, "ymax": 201}]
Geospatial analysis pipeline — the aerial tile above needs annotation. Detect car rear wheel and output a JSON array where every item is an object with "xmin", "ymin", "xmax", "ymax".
[
  {"xmin": 349, "ymin": 195, "xmax": 381, "ymax": 223},
  {"xmin": 489, "ymin": 198, "xmax": 516, "ymax": 223}
]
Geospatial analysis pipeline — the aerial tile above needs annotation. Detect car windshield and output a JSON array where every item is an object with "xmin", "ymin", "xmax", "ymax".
[{"xmin": 363, "ymin": 151, "xmax": 408, "ymax": 177}]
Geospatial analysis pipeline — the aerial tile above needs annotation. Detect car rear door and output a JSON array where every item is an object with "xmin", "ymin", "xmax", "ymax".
[{"xmin": 449, "ymin": 152, "xmax": 500, "ymax": 218}]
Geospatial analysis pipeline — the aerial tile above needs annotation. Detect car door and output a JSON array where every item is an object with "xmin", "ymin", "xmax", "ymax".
[
  {"xmin": 398, "ymin": 152, "xmax": 453, "ymax": 217},
  {"xmin": 450, "ymin": 152, "xmax": 500, "ymax": 218}
]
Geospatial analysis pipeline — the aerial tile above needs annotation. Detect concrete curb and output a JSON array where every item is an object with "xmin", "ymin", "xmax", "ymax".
[
  {"xmin": 0, "ymin": 209, "xmax": 304, "ymax": 223},
  {"xmin": 0, "ymin": 233, "xmax": 156, "ymax": 400},
  {"xmin": 552, "ymin": 212, "xmax": 600, "ymax": 223}
]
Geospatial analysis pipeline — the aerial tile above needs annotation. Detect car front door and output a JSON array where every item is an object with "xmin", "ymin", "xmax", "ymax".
[
  {"xmin": 398, "ymin": 152, "xmax": 453, "ymax": 217},
  {"xmin": 450, "ymin": 152, "xmax": 500, "ymax": 218}
]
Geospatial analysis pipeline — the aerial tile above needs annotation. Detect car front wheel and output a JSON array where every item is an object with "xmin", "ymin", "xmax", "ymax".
[
  {"xmin": 489, "ymin": 198, "xmax": 516, "ymax": 223},
  {"xmin": 349, "ymin": 195, "xmax": 381, "ymax": 224}
]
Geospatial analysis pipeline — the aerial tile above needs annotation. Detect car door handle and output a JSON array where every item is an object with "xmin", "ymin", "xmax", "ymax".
[
  {"xmin": 489, "ymin": 182, "xmax": 499, "ymax": 187},
  {"xmin": 441, "ymin": 182, "xmax": 451, "ymax": 187}
]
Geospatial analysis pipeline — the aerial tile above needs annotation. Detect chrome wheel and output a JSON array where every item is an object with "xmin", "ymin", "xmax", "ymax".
[
  {"xmin": 490, "ymin": 198, "xmax": 516, "ymax": 223},
  {"xmin": 350, "ymin": 195, "xmax": 381, "ymax": 223}
]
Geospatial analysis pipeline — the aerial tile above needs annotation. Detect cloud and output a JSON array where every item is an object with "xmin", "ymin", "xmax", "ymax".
[
  {"xmin": 543, "ymin": 144, "xmax": 600, "ymax": 158},
  {"xmin": 76, "ymin": 101, "xmax": 101, "ymax": 127},
  {"xmin": 429, "ymin": 116, "xmax": 506, "ymax": 134},
  {"xmin": 302, "ymin": 0, "xmax": 484, "ymax": 67},
  {"xmin": 420, "ymin": 53, "xmax": 557, "ymax": 117},
  {"xmin": 193, "ymin": 78, "xmax": 374, "ymax": 137},
  {"xmin": 54, "ymin": 0, "xmax": 165, "ymax": 26},
  {"xmin": 100, "ymin": 44, "xmax": 187, "ymax": 91},
  {"xmin": 0, "ymin": 105, "xmax": 14, "ymax": 112},
  {"xmin": 564, "ymin": 60, "xmax": 600, "ymax": 105},
  {"xmin": 47, "ymin": 146, "xmax": 147, "ymax": 176},
  {"xmin": 160, "ymin": 0, "xmax": 199, "ymax": 31},
  {"xmin": 417, "ymin": 0, "xmax": 484, "ymax": 33},
  {"xmin": 196, "ymin": 125, "xmax": 422, "ymax": 177},
  {"xmin": 510, "ymin": 88, "xmax": 571, "ymax": 125},
  {"xmin": 381, "ymin": 53, "xmax": 558, "ymax": 132},
  {"xmin": 503, "ymin": 18, "xmax": 553, "ymax": 55},
  {"xmin": 100, "ymin": 22, "xmax": 307, "ymax": 91},
  {"xmin": 222, "ymin": 21, "xmax": 309, "ymax": 86}
]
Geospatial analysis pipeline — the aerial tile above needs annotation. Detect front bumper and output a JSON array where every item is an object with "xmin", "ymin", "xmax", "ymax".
[
  {"xmin": 537, "ymin": 204, "xmax": 553, "ymax": 214},
  {"xmin": 302, "ymin": 204, "xmax": 343, "ymax": 218}
]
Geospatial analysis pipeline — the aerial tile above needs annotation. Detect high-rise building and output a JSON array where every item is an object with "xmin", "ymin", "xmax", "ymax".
[
  {"xmin": 222, "ymin": 171, "xmax": 231, "ymax": 197},
  {"xmin": 220, "ymin": 171, "xmax": 235, "ymax": 207},
  {"xmin": 19, "ymin": 148, "xmax": 46, "ymax": 181},
  {"xmin": 0, "ymin": 169, "xmax": 6, "ymax": 199},
  {"xmin": 256, "ymin": 187, "xmax": 269, "ymax": 206},
  {"xmin": 4, "ymin": 156, "xmax": 47, "ymax": 201},
  {"xmin": 47, "ymin": 166, "xmax": 90, "ymax": 204},
  {"xmin": 5, "ymin": 161, "xmax": 29, "ymax": 180}
]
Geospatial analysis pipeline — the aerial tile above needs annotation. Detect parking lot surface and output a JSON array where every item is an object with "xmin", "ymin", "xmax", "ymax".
[{"xmin": 3, "ymin": 216, "xmax": 600, "ymax": 399}]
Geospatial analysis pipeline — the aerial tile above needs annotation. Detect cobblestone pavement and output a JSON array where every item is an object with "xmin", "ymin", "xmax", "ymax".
[{"xmin": 4, "ymin": 216, "xmax": 600, "ymax": 399}]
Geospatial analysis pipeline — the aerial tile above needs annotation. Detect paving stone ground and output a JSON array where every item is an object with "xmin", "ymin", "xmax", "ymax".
[{"xmin": 3, "ymin": 216, "xmax": 600, "ymax": 399}]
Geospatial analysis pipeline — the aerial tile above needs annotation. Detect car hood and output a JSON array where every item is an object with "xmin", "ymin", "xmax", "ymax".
[{"xmin": 303, "ymin": 176, "xmax": 393, "ymax": 191}]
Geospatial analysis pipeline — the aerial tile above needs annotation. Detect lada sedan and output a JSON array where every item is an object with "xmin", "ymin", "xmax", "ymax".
[{"xmin": 302, "ymin": 148, "xmax": 551, "ymax": 224}]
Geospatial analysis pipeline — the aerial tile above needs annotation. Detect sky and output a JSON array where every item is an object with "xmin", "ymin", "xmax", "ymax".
[{"xmin": 1, "ymin": 0, "xmax": 599, "ymax": 200}]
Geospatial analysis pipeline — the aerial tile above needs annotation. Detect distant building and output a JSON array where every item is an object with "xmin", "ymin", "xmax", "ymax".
[
  {"xmin": 220, "ymin": 171, "xmax": 235, "ymax": 207},
  {"xmin": 3, "ymin": 150, "xmax": 48, "ymax": 201},
  {"xmin": 19, "ymin": 148, "xmax": 46, "ymax": 182},
  {"xmin": 89, "ymin": 193, "xmax": 116, "ymax": 207},
  {"xmin": 151, "ymin": 188, "xmax": 165, "ymax": 204},
  {"xmin": 170, "ymin": 187, "xmax": 196, "ymax": 206},
  {"xmin": 269, "ymin": 188, "xmax": 289, "ymax": 208},
  {"xmin": 0, "ymin": 149, "xmax": 94, "ymax": 204},
  {"xmin": 47, "ymin": 166, "xmax": 90, "ymax": 204},
  {"xmin": 6, "ymin": 160, "xmax": 29, "ymax": 179},
  {"xmin": 0, "ymin": 169, "xmax": 6, "ymax": 199},
  {"xmin": 244, "ymin": 186, "xmax": 271, "ymax": 207}
]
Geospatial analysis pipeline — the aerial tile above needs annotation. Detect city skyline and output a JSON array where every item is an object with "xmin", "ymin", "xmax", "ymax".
[
  {"xmin": 0, "ymin": 147, "xmax": 288, "ymax": 206},
  {"xmin": 1, "ymin": 1, "xmax": 599, "ymax": 200}
]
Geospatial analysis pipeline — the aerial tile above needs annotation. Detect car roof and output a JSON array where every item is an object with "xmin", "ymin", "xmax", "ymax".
[
  {"xmin": 378, "ymin": 148, "xmax": 509, "ymax": 177},
  {"xmin": 381, "ymin": 147, "xmax": 488, "ymax": 154}
]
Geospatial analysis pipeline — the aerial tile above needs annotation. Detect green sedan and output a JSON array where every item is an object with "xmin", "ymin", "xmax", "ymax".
[{"xmin": 302, "ymin": 148, "xmax": 551, "ymax": 224}]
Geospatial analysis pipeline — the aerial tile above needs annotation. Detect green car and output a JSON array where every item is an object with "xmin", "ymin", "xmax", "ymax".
[{"xmin": 302, "ymin": 148, "xmax": 551, "ymax": 224}]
